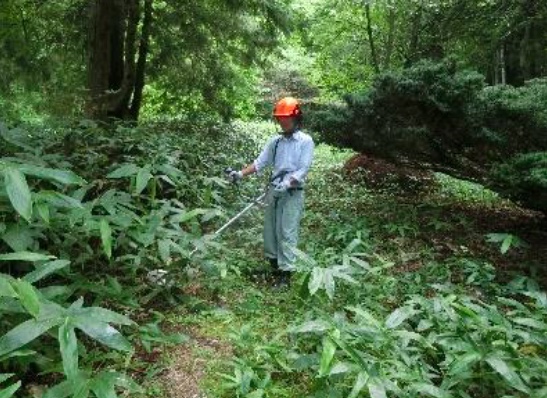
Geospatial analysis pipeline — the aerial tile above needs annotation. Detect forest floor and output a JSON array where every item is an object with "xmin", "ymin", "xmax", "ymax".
[{"xmin": 135, "ymin": 143, "xmax": 547, "ymax": 398}]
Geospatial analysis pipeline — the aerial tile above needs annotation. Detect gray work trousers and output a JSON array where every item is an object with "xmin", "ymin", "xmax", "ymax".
[{"xmin": 263, "ymin": 188, "xmax": 304, "ymax": 271}]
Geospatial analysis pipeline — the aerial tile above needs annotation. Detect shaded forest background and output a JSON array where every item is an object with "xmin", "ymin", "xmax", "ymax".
[
  {"xmin": 1, "ymin": 2, "xmax": 547, "ymax": 397},
  {"xmin": 2, "ymin": 1, "xmax": 547, "ymax": 213}
]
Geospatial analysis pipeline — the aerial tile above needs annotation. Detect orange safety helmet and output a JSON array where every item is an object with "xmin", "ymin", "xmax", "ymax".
[{"xmin": 273, "ymin": 97, "xmax": 302, "ymax": 118}]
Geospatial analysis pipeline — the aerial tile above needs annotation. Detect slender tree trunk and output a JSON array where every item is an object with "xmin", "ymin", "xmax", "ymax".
[
  {"xmin": 364, "ymin": 2, "xmax": 380, "ymax": 73},
  {"xmin": 407, "ymin": 1, "xmax": 423, "ymax": 65},
  {"xmin": 500, "ymin": 45, "xmax": 507, "ymax": 85},
  {"xmin": 130, "ymin": 0, "xmax": 153, "ymax": 121},
  {"xmin": 109, "ymin": 0, "xmax": 126, "ymax": 91},
  {"xmin": 493, "ymin": 51, "xmax": 499, "ymax": 85},
  {"xmin": 110, "ymin": 0, "xmax": 139, "ymax": 118},
  {"xmin": 383, "ymin": 1, "xmax": 396, "ymax": 69},
  {"xmin": 87, "ymin": 0, "xmax": 113, "ymax": 119}
]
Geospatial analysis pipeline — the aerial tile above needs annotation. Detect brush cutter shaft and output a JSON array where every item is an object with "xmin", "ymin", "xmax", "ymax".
[
  {"xmin": 214, "ymin": 191, "xmax": 266, "ymax": 236},
  {"xmin": 189, "ymin": 191, "xmax": 267, "ymax": 257}
]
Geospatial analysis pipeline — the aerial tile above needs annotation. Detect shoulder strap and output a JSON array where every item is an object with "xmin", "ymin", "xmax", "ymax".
[{"xmin": 268, "ymin": 136, "xmax": 283, "ymax": 183}]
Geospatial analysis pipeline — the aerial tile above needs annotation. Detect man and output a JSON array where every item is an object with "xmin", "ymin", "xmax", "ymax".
[{"xmin": 229, "ymin": 97, "xmax": 315, "ymax": 286}]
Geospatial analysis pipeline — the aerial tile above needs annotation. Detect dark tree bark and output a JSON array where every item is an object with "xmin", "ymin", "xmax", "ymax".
[
  {"xmin": 87, "ymin": 0, "xmax": 113, "ymax": 118},
  {"xmin": 129, "ymin": 0, "xmax": 153, "ymax": 121},
  {"xmin": 86, "ymin": 0, "xmax": 149, "ymax": 121}
]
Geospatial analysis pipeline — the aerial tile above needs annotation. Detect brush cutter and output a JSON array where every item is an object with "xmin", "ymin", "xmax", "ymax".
[{"xmin": 146, "ymin": 168, "xmax": 268, "ymax": 285}]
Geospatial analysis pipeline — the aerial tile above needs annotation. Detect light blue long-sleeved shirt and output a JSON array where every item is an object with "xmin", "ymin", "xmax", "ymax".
[{"xmin": 253, "ymin": 130, "xmax": 315, "ymax": 187}]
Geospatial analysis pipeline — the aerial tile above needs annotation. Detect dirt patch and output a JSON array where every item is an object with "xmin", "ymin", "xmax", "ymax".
[
  {"xmin": 344, "ymin": 153, "xmax": 436, "ymax": 194},
  {"xmin": 162, "ymin": 327, "xmax": 232, "ymax": 398}
]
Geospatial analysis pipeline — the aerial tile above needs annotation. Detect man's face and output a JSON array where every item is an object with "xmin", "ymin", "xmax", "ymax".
[{"xmin": 276, "ymin": 116, "xmax": 296, "ymax": 133}]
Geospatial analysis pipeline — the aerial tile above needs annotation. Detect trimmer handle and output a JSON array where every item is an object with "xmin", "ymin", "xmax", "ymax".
[{"xmin": 224, "ymin": 167, "xmax": 240, "ymax": 184}]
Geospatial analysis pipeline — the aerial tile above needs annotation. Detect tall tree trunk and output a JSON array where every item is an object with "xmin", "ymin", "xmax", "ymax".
[
  {"xmin": 500, "ymin": 44, "xmax": 507, "ymax": 85},
  {"xmin": 383, "ymin": 1, "xmax": 396, "ymax": 70},
  {"xmin": 129, "ymin": 0, "xmax": 153, "ymax": 121},
  {"xmin": 86, "ymin": 0, "xmax": 142, "ymax": 121},
  {"xmin": 519, "ymin": 22, "xmax": 531, "ymax": 82},
  {"xmin": 109, "ymin": 0, "xmax": 139, "ymax": 118},
  {"xmin": 407, "ymin": 1, "xmax": 423, "ymax": 65},
  {"xmin": 364, "ymin": 2, "xmax": 380, "ymax": 73},
  {"xmin": 109, "ymin": 0, "xmax": 125, "ymax": 91},
  {"xmin": 87, "ymin": 0, "xmax": 113, "ymax": 119}
]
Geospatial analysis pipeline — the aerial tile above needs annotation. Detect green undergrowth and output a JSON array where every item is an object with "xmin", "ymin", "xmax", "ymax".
[
  {"xmin": 1, "ymin": 118, "xmax": 545, "ymax": 398},
  {"xmin": 168, "ymin": 143, "xmax": 547, "ymax": 397}
]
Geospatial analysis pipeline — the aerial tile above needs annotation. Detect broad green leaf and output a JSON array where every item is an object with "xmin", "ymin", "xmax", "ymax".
[
  {"xmin": 89, "ymin": 372, "xmax": 117, "ymax": 398},
  {"xmin": 4, "ymin": 168, "xmax": 32, "ymax": 221},
  {"xmin": 202, "ymin": 209, "xmax": 223, "ymax": 222},
  {"xmin": 23, "ymin": 260, "xmax": 70, "ymax": 284},
  {"xmin": 0, "ymin": 374, "xmax": 14, "ymax": 384},
  {"xmin": 69, "ymin": 298, "xmax": 84, "ymax": 312},
  {"xmin": 18, "ymin": 165, "xmax": 85, "ymax": 185},
  {"xmin": 0, "ymin": 317, "xmax": 62, "ymax": 357},
  {"xmin": 347, "ymin": 306, "xmax": 381, "ymax": 328},
  {"xmin": 1, "ymin": 223, "xmax": 34, "ymax": 251},
  {"xmin": 100, "ymin": 219, "xmax": 112, "ymax": 259},
  {"xmin": 246, "ymin": 390, "xmax": 264, "ymax": 398},
  {"xmin": 0, "ymin": 276, "xmax": 16, "ymax": 298},
  {"xmin": 448, "ymin": 351, "xmax": 482, "ymax": 376},
  {"xmin": 292, "ymin": 320, "xmax": 330, "ymax": 334},
  {"xmin": 0, "ymin": 251, "xmax": 55, "ymax": 262},
  {"xmin": 106, "ymin": 164, "xmax": 140, "ymax": 179},
  {"xmin": 158, "ymin": 239, "xmax": 171, "ymax": 263},
  {"xmin": 512, "ymin": 317, "xmax": 547, "ymax": 330},
  {"xmin": 74, "ymin": 318, "xmax": 132, "ymax": 352},
  {"xmin": 308, "ymin": 267, "xmax": 323, "ymax": 295},
  {"xmin": 501, "ymin": 235, "xmax": 512, "ymax": 254},
  {"xmin": 368, "ymin": 379, "xmax": 387, "ymax": 398},
  {"xmin": 59, "ymin": 323, "xmax": 79, "ymax": 381},
  {"xmin": 0, "ymin": 349, "xmax": 36, "ymax": 362},
  {"xmin": 385, "ymin": 307, "xmax": 413, "ymax": 329},
  {"xmin": 324, "ymin": 269, "xmax": 335, "ymax": 299},
  {"xmin": 40, "ymin": 285, "xmax": 73, "ymax": 300},
  {"xmin": 331, "ymin": 333, "xmax": 367, "ymax": 368},
  {"xmin": 170, "ymin": 208, "xmax": 208, "ymax": 223},
  {"xmin": 350, "ymin": 255, "xmax": 371, "ymax": 270},
  {"xmin": 73, "ymin": 307, "xmax": 134, "ymax": 326},
  {"xmin": 12, "ymin": 279, "xmax": 40, "ymax": 317},
  {"xmin": 348, "ymin": 372, "xmax": 368, "ymax": 398},
  {"xmin": 298, "ymin": 272, "xmax": 311, "ymax": 300},
  {"xmin": 329, "ymin": 362, "xmax": 353, "ymax": 376},
  {"xmin": 135, "ymin": 167, "xmax": 152, "ymax": 195},
  {"xmin": 413, "ymin": 383, "xmax": 452, "ymax": 398},
  {"xmin": 36, "ymin": 202, "xmax": 50, "ymax": 223},
  {"xmin": 0, "ymin": 297, "xmax": 25, "ymax": 313},
  {"xmin": 485, "ymin": 356, "xmax": 529, "ymax": 393},
  {"xmin": 319, "ymin": 336, "xmax": 336, "ymax": 377},
  {"xmin": 43, "ymin": 380, "xmax": 74, "ymax": 398},
  {"xmin": 417, "ymin": 319, "xmax": 434, "ymax": 332},
  {"xmin": 0, "ymin": 381, "xmax": 21, "ymax": 398},
  {"xmin": 36, "ymin": 191, "xmax": 84, "ymax": 209}
]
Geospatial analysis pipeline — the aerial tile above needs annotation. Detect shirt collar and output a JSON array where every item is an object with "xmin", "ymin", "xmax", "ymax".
[{"xmin": 280, "ymin": 130, "xmax": 301, "ymax": 141}]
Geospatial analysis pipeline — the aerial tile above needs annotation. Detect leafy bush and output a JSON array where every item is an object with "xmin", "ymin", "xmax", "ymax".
[
  {"xmin": 310, "ymin": 60, "xmax": 547, "ymax": 212},
  {"xmin": 0, "ymin": 117, "xmax": 273, "ymax": 395}
]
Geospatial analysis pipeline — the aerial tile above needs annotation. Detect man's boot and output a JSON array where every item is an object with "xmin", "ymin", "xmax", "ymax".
[{"xmin": 274, "ymin": 270, "xmax": 291, "ymax": 288}]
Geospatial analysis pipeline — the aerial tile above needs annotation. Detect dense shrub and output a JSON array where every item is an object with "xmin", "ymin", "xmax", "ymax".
[{"xmin": 310, "ymin": 60, "xmax": 547, "ymax": 212}]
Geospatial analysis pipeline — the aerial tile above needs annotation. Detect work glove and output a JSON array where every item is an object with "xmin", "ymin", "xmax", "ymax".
[
  {"xmin": 227, "ymin": 169, "xmax": 243, "ymax": 183},
  {"xmin": 273, "ymin": 180, "xmax": 290, "ymax": 193}
]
